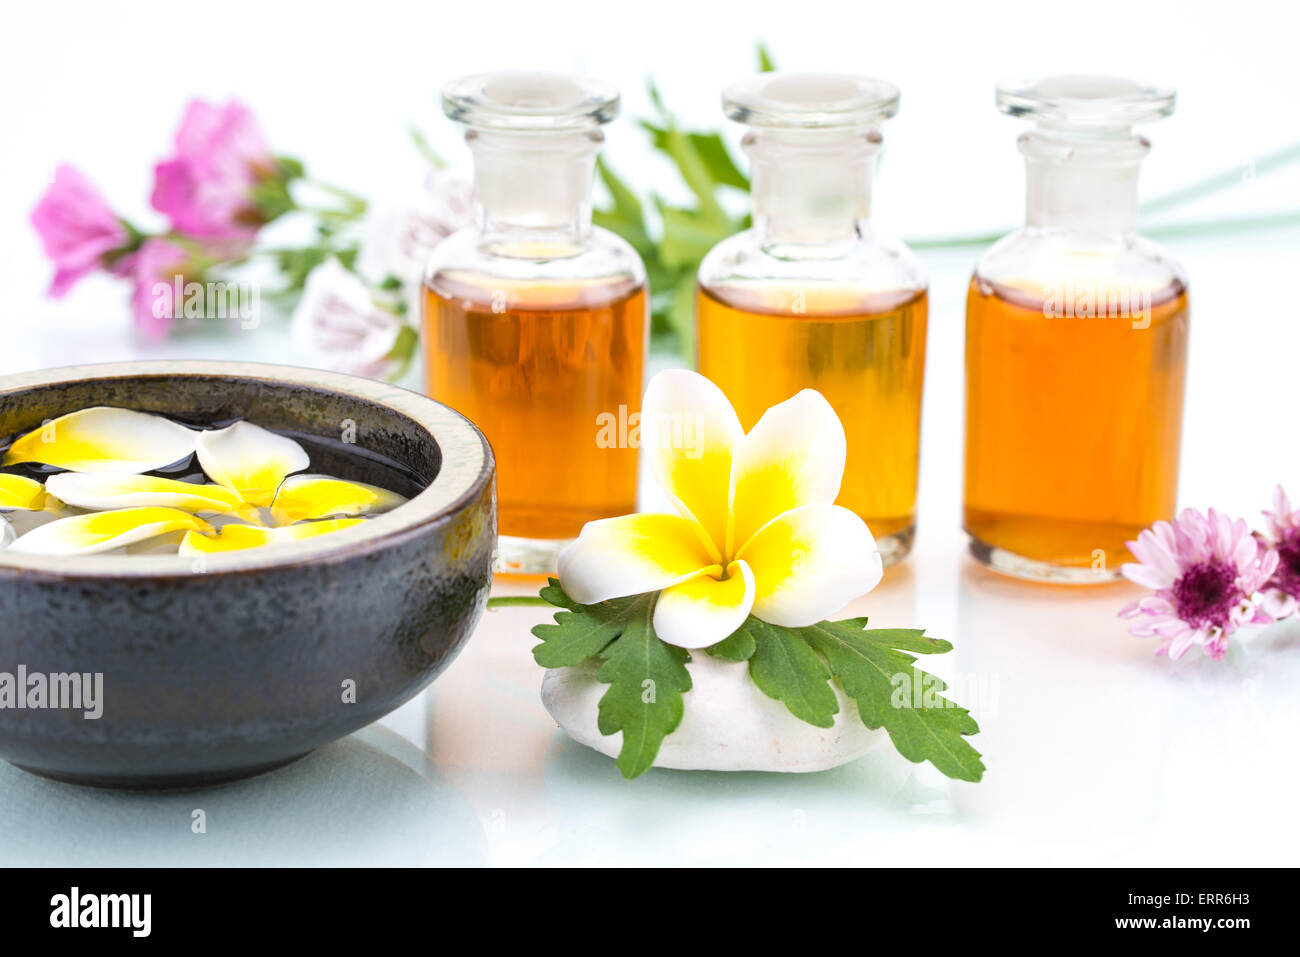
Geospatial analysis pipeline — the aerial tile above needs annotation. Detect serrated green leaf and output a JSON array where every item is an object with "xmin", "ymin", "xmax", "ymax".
[
  {"xmin": 800, "ymin": 620, "xmax": 985, "ymax": 782},
  {"xmin": 594, "ymin": 596, "xmax": 692, "ymax": 778},
  {"xmin": 530, "ymin": 589, "xmax": 647, "ymax": 668},
  {"xmin": 706, "ymin": 624, "xmax": 756, "ymax": 661},
  {"xmin": 746, "ymin": 618, "xmax": 838, "ymax": 727}
]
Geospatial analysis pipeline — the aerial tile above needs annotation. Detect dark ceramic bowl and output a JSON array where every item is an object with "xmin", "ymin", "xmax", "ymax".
[{"xmin": 0, "ymin": 361, "xmax": 495, "ymax": 789}]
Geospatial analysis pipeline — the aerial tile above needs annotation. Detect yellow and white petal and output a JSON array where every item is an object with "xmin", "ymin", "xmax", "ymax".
[
  {"xmin": 0, "ymin": 474, "xmax": 46, "ymax": 512},
  {"xmin": 8, "ymin": 507, "xmax": 212, "ymax": 556},
  {"xmin": 728, "ymin": 389, "xmax": 847, "ymax": 555},
  {"xmin": 44, "ymin": 473, "xmax": 244, "ymax": 513},
  {"xmin": 194, "ymin": 421, "xmax": 310, "ymax": 507},
  {"xmin": 178, "ymin": 518, "xmax": 365, "ymax": 556},
  {"xmin": 737, "ymin": 503, "xmax": 881, "ymax": 627},
  {"xmin": 653, "ymin": 560, "xmax": 755, "ymax": 649},
  {"xmin": 270, "ymin": 474, "xmax": 406, "ymax": 524},
  {"xmin": 640, "ymin": 370, "xmax": 743, "ymax": 561},
  {"xmin": 1, "ymin": 407, "xmax": 196, "ymax": 473},
  {"xmin": 557, "ymin": 512, "xmax": 718, "ymax": 605}
]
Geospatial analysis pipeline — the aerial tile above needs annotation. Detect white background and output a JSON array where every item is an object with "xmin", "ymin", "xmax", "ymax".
[{"xmin": 1, "ymin": 1, "xmax": 1299, "ymax": 866}]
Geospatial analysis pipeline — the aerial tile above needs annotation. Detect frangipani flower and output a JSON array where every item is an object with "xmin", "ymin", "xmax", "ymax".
[
  {"xmin": 1120, "ymin": 508, "xmax": 1278, "ymax": 660},
  {"xmin": 9, "ymin": 508, "xmax": 212, "ymax": 557},
  {"xmin": 194, "ymin": 421, "xmax": 309, "ymax": 507},
  {"xmin": 271, "ymin": 475, "xmax": 405, "ymax": 524},
  {"xmin": 2, "ymin": 407, "xmax": 196, "ymax": 473},
  {"xmin": 1, "ymin": 409, "xmax": 404, "ymax": 557},
  {"xmin": 1259, "ymin": 485, "xmax": 1300, "ymax": 621},
  {"xmin": 44, "ymin": 473, "xmax": 244, "ymax": 514},
  {"xmin": 178, "ymin": 518, "xmax": 365, "ymax": 557},
  {"xmin": 0, "ymin": 474, "xmax": 47, "ymax": 512},
  {"xmin": 558, "ymin": 370, "xmax": 881, "ymax": 649}
]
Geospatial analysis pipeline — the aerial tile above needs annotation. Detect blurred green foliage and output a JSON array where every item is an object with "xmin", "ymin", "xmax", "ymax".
[{"xmin": 594, "ymin": 44, "xmax": 777, "ymax": 359}]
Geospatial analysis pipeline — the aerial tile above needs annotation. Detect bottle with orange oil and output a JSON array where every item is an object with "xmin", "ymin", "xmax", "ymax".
[
  {"xmin": 964, "ymin": 76, "xmax": 1190, "ymax": 582},
  {"xmin": 696, "ymin": 73, "xmax": 928, "ymax": 567}
]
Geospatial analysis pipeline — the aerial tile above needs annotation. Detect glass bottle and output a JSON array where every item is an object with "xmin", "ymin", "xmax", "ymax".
[
  {"xmin": 423, "ymin": 72, "xmax": 648, "ymax": 574},
  {"xmin": 697, "ymin": 73, "xmax": 928, "ymax": 566},
  {"xmin": 964, "ymin": 76, "xmax": 1189, "ymax": 583}
]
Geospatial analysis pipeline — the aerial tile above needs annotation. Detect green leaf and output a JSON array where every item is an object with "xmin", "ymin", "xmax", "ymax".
[
  {"xmin": 250, "ymin": 177, "xmax": 296, "ymax": 222},
  {"xmin": 641, "ymin": 125, "xmax": 749, "ymax": 192},
  {"xmin": 530, "ymin": 586, "xmax": 639, "ymax": 668},
  {"xmin": 706, "ymin": 624, "xmax": 756, "ymax": 661},
  {"xmin": 667, "ymin": 270, "xmax": 698, "ymax": 364},
  {"xmin": 275, "ymin": 154, "xmax": 306, "ymax": 181},
  {"xmin": 757, "ymin": 41, "xmax": 778, "ymax": 72},
  {"xmin": 800, "ymin": 620, "xmax": 985, "ymax": 782},
  {"xmin": 594, "ymin": 596, "xmax": 692, "ymax": 779},
  {"xmin": 746, "ymin": 618, "xmax": 838, "ymax": 727}
]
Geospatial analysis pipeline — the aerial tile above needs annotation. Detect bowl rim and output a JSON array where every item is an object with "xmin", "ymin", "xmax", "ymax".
[{"xmin": 0, "ymin": 360, "xmax": 494, "ymax": 580}]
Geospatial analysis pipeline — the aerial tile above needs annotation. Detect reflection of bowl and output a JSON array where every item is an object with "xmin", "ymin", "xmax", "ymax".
[{"xmin": 0, "ymin": 361, "xmax": 496, "ymax": 789}]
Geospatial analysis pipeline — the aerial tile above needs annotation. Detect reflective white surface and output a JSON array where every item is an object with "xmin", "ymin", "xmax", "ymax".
[{"xmin": 2, "ymin": 227, "xmax": 1298, "ymax": 866}]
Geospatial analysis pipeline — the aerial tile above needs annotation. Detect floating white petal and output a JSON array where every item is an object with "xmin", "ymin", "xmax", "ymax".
[
  {"xmin": 557, "ymin": 513, "xmax": 716, "ymax": 605},
  {"xmin": 178, "ymin": 518, "xmax": 366, "ymax": 556},
  {"xmin": 44, "ymin": 473, "xmax": 244, "ymax": 514},
  {"xmin": 270, "ymin": 474, "xmax": 406, "ymax": 524},
  {"xmin": 640, "ymin": 370, "xmax": 743, "ymax": 560},
  {"xmin": 195, "ymin": 421, "xmax": 310, "ymax": 507},
  {"xmin": 728, "ymin": 389, "xmax": 846, "ymax": 555},
  {"xmin": 1, "ymin": 407, "xmax": 197, "ymax": 473},
  {"xmin": 738, "ymin": 504, "xmax": 881, "ymax": 627},
  {"xmin": 0, "ymin": 474, "xmax": 46, "ymax": 512},
  {"xmin": 8, "ymin": 507, "xmax": 212, "ymax": 556},
  {"xmin": 653, "ymin": 560, "xmax": 755, "ymax": 649}
]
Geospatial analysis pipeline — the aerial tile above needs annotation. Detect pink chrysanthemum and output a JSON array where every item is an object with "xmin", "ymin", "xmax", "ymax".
[
  {"xmin": 1120, "ymin": 508, "xmax": 1278, "ymax": 661},
  {"xmin": 1258, "ymin": 486, "xmax": 1300, "ymax": 621}
]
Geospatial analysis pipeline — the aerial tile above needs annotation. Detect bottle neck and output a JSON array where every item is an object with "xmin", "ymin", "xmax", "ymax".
[
  {"xmin": 747, "ymin": 129, "xmax": 879, "ymax": 248},
  {"xmin": 467, "ymin": 129, "xmax": 599, "ymax": 251},
  {"xmin": 1020, "ymin": 128, "xmax": 1148, "ymax": 235}
]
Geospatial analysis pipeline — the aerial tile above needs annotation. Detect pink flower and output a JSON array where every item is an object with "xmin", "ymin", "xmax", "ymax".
[
  {"xmin": 30, "ymin": 165, "xmax": 128, "ymax": 297},
  {"xmin": 128, "ymin": 238, "xmax": 192, "ymax": 340},
  {"xmin": 1120, "ymin": 508, "xmax": 1278, "ymax": 661},
  {"xmin": 1259, "ymin": 486, "xmax": 1300, "ymax": 620},
  {"xmin": 151, "ymin": 100, "xmax": 276, "ymax": 240}
]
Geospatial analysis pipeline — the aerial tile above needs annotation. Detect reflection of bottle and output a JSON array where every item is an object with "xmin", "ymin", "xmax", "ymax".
[
  {"xmin": 697, "ymin": 74, "xmax": 928, "ymax": 566},
  {"xmin": 423, "ymin": 73, "xmax": 648, "ymax": 574},
  {"xmin": 964, "ymin": 76, "xmax": 1190, "ymax": 583}
]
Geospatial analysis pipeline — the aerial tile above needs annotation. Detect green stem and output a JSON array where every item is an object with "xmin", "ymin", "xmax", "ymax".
[{"xmin": 486, "ymin": 596, "xmax": 553, "ymax": 609}]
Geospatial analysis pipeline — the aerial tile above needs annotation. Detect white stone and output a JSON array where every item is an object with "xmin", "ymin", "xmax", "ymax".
[{"xmin": 541, "ymin": 651, "xmax": 887, "ymax": 773}]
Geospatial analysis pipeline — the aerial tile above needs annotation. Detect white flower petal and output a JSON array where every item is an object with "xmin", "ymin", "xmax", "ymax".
[
  {"xmin": 178, "ymin": 518, "xmax": 365, "ymax": 556},
  {"xmin": 653, "ymin": 560, "xmax": 755, "ymax": 649},
  {"xmin": 270, "ymin": 474, "xmax": 405, "ymax": 524},
  {"xmin": 0, "ymin": 515, "xmax": 14, "ymax": 549},
  {"xmin": 8, "ymin": 507, "xmax": 211, "ymax": 556},
  {"xmin": 640, "ymin": 370, "xmax": 744, "ymax": 561},
  {"xmin": 1, "ymin": 407, "xmax": 196, "ymax": 473},
  {"xmin": 557, "ymin": 513, "xmax": 717, "ymax": 605},
  {"xmin": 737, "ymin": 504, "xmax": 881, "ymax": 627},
  {"xmin": 44, "ymin": 472, "xmax": 244, "ymax": 513},
  {"xmin": 728, "ymin": 389, "xmax": 847, "ymax": 556},
  {"xmin": 195, "ymin": 421, "xmax": 310, "ymax": 507},
  {"xmin": 0, "ymin": 474, "xmax": 46, "ymax": 511}
]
